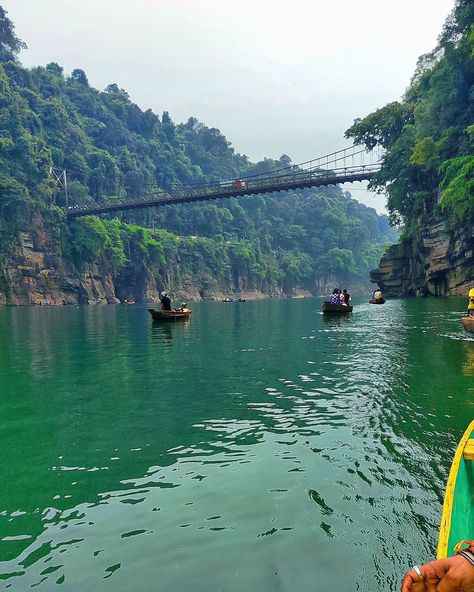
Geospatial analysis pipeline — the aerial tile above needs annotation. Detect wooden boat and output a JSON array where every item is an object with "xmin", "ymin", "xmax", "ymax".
[
  {"xmin": 124, "ymin": 299, "xmax": 135, "ymax": 305},
  {"xmin": 322, "ymin": 302, "xmax": 353, "ymax": 314},
  {"xmin": 461, "ymin": 316, "xmax": 474, "ymax": 333},
  {"xmin": 148, "ymin": 308, "xmax": 191, "ymax": 321},
  {"xmin": 369, "ymin": 298, "xmax": 386, "ymax": 304},
  {"xmin": 437, "ymin": 419, "xmax": 474, "ymax": 558}
]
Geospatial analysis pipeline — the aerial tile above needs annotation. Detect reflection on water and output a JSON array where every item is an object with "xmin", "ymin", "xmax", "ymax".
[
  {"xmin": 0, "ymin": 298, "xmax": 472, "ymax": 591},
  {"xmin": 151, "ymin": 323, "xmax": 174, "ymax": 345},
  {"xmin": 150, "ymin": 318, "xmax": 191, "ymax": 347},
  {"xmin": 462, "ymin": 342, "xmax": 474, "ymax": 379}
]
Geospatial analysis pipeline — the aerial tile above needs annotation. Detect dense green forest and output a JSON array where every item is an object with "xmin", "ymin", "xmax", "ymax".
[
  {"xmin": 345, "ymin": 0, "xmax": 473, "ymax": 236},
  {"xmin": 0, "ymin": 6, "xmax": 396, "ymax": 299}
]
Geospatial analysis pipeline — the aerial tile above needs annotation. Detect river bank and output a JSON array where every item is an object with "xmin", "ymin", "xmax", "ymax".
[{"xmin": 0, "ymin": 229, "xmax": 375, "ymax": 306}]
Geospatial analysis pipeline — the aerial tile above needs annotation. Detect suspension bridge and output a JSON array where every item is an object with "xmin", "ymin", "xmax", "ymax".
[{"xmin": 62, "ymin": 145, "xmax": 381, "ymax": 218}]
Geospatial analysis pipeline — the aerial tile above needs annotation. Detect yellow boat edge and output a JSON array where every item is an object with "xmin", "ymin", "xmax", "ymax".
[{"xmin": 437, "ymin": 419, "xmax": 474, "ymax": 559}]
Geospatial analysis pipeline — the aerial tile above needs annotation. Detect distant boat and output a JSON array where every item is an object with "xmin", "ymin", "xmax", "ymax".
[
  {"xmin": 437, "ymin": 419, "xmax": 474, "ymax": 558},
  {"xmin": 124, "ymin": 299, "xmax": 135, "ymax": 305},
  {"xmin": 369, "ymin": 298, "xmax": 386, "ymax": 304},
  {"xmin": 148, "ymin": 308, "xmax": 191, "ymax": 321},
  {"xmin": 322, "ymin": 302, "xmax": 353, "ymax": 314},
  {"xmin": 222, "ymin": 297, "xmax": 234, "ymax": 302},
  {"xmin": 461, "ymin": 316, "xmax": 474, "ymax": 333}
]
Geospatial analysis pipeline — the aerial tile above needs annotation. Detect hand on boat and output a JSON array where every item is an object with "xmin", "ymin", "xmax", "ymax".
[{"xmin": 401, "ymin": 555, "xmax": 474, "ymax": 592}]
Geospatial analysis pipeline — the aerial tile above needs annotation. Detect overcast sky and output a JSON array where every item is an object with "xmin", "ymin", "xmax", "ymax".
[{"xmin": 4, "ymin": 0, "xmax": 455, "ymax": 212}]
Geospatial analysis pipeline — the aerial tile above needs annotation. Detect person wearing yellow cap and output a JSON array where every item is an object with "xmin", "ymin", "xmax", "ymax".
[{"xmin": 468, "ymin": 288, "xmax": 474, "ymax": 317}]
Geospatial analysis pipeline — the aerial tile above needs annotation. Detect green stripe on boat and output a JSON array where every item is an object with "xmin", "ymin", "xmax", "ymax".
[{"xmin": 437, "ymin": 420, "xmax": 474, "ymax": 558}]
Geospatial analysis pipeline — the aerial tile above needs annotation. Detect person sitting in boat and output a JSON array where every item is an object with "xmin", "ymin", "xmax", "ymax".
[
  {"xmin": 401, "ymin": 542, "xmax": 474, "ymax": 592},
  {"xmin": 468, "ymin": 288, "xmax": 474, "ymax": 317},
  {"xmin": 160, "ymin": 291, "xmax": 172, "ymax": 311},
  {"xmin": 178, "ymin": 302, "xmax": 189, "ymax": 312},
  {"xmin": 341, "ymin": 289, "xmax": 351, "ymax": 305},
  {"xmin": 373, "ymin": 289, "xmax": 383, "ymax": 303},
  {"xmin": 330, "ymin": 288, "xmax": 341, "ymax": 304}
]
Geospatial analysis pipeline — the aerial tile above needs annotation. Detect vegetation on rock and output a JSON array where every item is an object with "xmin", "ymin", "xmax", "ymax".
[
  {"xmin": 345, "ymin": 0, "xmax": 474, "ymax": 232},
  {"xmin": 0, "ymin": 6, "xmax": 396, "ymax": 299}
]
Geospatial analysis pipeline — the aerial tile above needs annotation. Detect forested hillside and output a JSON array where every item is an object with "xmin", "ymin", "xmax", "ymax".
[
  {"xmin": 345, "ymin": 0, "xmax": 473, "ymax": 296},
  {"xmin": 0, "ymin": 7, "xmax": 395, "ymax": 303}
]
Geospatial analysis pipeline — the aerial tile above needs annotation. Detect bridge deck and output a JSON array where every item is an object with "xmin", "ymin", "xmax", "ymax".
[{"xmin": 67, "ymin": 165, "xmax": 378, "ymax": 218}]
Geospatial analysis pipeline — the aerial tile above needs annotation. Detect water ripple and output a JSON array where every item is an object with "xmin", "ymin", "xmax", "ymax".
[{"xmin": 0, "ymin": 298, "xmax": 471, "ymax": 591}]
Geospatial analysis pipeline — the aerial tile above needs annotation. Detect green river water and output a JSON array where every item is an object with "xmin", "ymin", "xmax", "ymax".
[{"xmin": 0, "ymin": 297, "xmax": 472, "ymax": 591}]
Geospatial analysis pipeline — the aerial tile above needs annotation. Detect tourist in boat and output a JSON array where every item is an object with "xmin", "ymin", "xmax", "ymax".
[
  {"xmin": 401, "ymin": 545, "xmax": 474, "ymax": 592},
  {"xmin": 373, "ymin": 288, "xmax": 383, "ymax": 303},
  {"xmin": 468, "ymin": 288, "xmax": 474, "ymax": 317},
  {"xmin": 160, "ymin": 291, "xmax": 172, "ymax": 311},
  {"xmin": 342, "ymin": 289, "xmax": 351, "ymax": 305},
  {"xmin": 330, "ymin": 288, "xmax": 341, "ymax": 304}
]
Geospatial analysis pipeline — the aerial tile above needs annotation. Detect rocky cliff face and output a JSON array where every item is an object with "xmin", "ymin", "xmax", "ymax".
[
  {"xmin": 0, "ymin": 235, "xmax": 116, "ymax": 306},
  {"xmin": 0, "ymin": 233, "xmax": 276, "ymax": 305},
  {"xmin": 0, "ymin": 223, "xmax": 373, "ymax": 306},
  {"xmin": 370, "ymin": 220, "xmax": 474, "ymax": 297},
  {"xmin": 0, "ymin": 216, "xmax": 119, "ymax": 305}
]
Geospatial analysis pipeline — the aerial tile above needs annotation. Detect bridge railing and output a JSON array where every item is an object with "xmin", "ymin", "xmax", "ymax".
[
  {"xmin": 166, "ymin": 162, "xmax": 380, "ymax": 198},
  {"xmin": 65, "ymin": 146, "xmax": 382, "ymax": 216},
  {"xmin": 165, "ymin": 146, "xmax": 380, "ymax": 192},
  {"xmin": 67, "ymin": 162, "xmax": 380, "ymax": 216}
]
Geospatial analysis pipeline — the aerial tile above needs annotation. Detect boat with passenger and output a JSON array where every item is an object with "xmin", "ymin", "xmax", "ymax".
[
  {"xmin": 437, "ymin": 419, "xmax": 474, "ymax": 558},
  {"xmin": 370, "ymin": 289, "xmax": 385, "ymax": 304},
  {"xmin": 462, "ymin": 289, "xmax": 474, "ymax": 332},
  {"xmin": 148, "ymin": 308, "xmax": 191, "ymax": 321},
  {"xmin": 322, "ymin": 302, "xmax": 353, "ymax": 314},
  {"xmin": 461, "ymin": 316, "xmax": 474, "ymax": 333}
]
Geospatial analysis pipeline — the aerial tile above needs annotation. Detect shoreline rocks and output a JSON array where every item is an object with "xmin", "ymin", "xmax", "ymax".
[{"xmin": 371, "ymin": 220, "xmax": 473, "ymax": 297}]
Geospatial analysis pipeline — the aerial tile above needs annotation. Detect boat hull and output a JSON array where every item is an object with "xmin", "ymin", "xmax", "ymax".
[
  {"xmin": 461, "ymin": 316, "xmax": 474, "ymax": 333},
  {"xmin": 369, "ymin": 299, "xmax": 386, "ymax": 304},
  {"xmin": 322, "ymin": 302, "xmax": 353, "ymax": 314},
  {"xmin": 437, "ymin": 419, "xmax": 474, "ymax": 558},
  {"xmin": 148, "ymin": 308, "xmax": 191, "ymax": 321}
]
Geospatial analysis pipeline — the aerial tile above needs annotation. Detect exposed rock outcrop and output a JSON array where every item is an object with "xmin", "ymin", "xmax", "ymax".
[
  {"xmin": 371, "ymin": 220, "xmax": 474, "ymax": 297},
  {"xmin": 0, "ymin": 225, "xmax": 374, "ymax": 306},
  {"xmin": 0, "ymin": 222, "xmax": 120, "ymax": 306}
]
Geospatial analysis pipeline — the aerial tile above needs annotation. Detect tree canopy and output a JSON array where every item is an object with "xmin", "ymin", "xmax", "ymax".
[
  {"xmin": 0, "ymin": 6, "xmax": 395, "ymax": 295},
  {"xmin": 0, "ymin": 7, "xmax": 26, "ymax": 62},
  {"xmin": 345, "ymin": 0, "xmax": 474, "ymax": 230}
]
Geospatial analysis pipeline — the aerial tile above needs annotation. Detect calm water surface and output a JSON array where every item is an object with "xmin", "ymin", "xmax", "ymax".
[{"xmin": 0, "ymin": 297, "xmax": 472, "ymax": 591}]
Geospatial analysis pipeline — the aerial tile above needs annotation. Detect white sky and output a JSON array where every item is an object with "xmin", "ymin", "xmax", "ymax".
[{"xmin": 4, "ymin": 0, "xmax": 455, "ymax": 212}]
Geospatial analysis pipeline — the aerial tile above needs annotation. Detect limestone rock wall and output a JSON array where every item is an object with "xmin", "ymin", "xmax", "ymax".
[
  {"xmin": 0, "ymin": 223, "xmax": 120, "ymax": 306},
  {"xmin": 80, "ymin": 263, "xmax": 120, "ymax": 305},
  {"xmin": 0, "ymin": 231, "xmax": 372, "ymax": 306},
  {"xmin": 370, "ymin": 220, "xmax": 473, "ymax": 297},
  {"xmin": 0, "ymin": 218, "xmax": 413, "ymax": 306}
]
